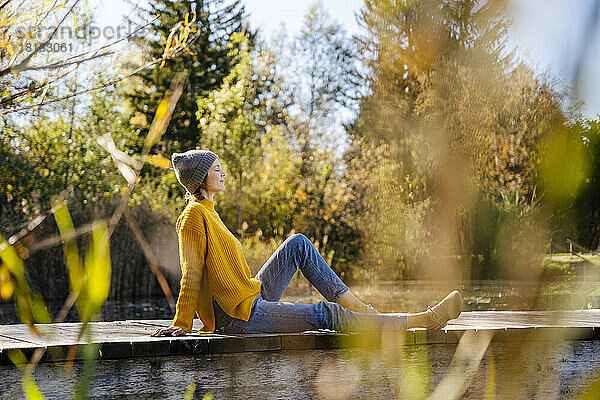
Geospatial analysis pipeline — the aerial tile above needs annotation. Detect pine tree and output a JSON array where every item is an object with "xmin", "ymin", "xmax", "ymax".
[{"xmin": 123, "ymin": 0, "xmax": 248, "ymax": 154}]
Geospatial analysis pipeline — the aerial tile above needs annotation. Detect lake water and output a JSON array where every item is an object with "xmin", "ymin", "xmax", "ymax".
[
  {"xmin": 1, "ymin": 279, "xmax": 598, "ymax": 324},
  {"xmin": 2, "ymin": 341, "xmax": 599, "ymax": 399},
  {"xmin": 2, "ymin": 280, "xmax": 600, "ymax": 399}
]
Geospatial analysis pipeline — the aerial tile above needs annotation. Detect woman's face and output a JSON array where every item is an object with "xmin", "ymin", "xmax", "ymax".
[{"xmin": 203, "ymin": 159, "xmax": 226, "ymax": 194}]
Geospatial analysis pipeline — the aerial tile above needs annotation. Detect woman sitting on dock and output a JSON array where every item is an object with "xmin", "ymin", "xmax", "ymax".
[{"xmin": 152, "ymin": 150, "xmax": 462, "ymax": 337}]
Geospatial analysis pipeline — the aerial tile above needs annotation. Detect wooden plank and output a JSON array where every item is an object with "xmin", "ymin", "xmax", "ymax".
[
  {"xmin": 243, "ymin": 334, "xmax": 281, "ymax": 352},
  {"xmin": 169, "ymin": 336, "xmax": 210, "ymax": 355},
  {"xmin": 128, "ymin": 319, "xmax": 204, "ymax": 331},
  {"xmin": 0, "ymin": 310, "xmax": 599, "ymax": 362},
  {"xmin": 208, "ymin": 335, "xmax": 245, "ymax": 353},
  {"xmin": 59, "ymin": 321, "xmax": 159, "ymax": 342},
  {"xmin": 0, "ymin": 323, "xmax": 84, "ymax": 346},
  {"xmin": 0, "ymin": 335, "xmax": 41, "ymax": 350},
  {"xmin": 280, "ymin": 333, "xmax": 316, "ymax": 350}
]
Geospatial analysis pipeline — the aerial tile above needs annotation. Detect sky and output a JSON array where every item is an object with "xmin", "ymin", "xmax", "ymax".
[{"xmin": 94, "ymin": 0, "xmax": 599, "ymax": 118}]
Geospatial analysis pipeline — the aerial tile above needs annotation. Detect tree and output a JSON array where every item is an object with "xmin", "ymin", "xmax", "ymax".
[
  {"xmin": 0, "ymin": 77, "xmax": 139, "ymax": 230},
  {"xmin": 0, "ymin": 0, "xmax": 196, "ymax": 116},
  {"xmin": 124, "ymin": 0, "xmax": 248, "ymax": 155},
  {"xmin": 259, "ymin": 5, "xmax": 364, "ymax": 277},
  {"xmin": 348, "ymin": 0, "xmax": 567, "ymax": 278},
  {"xmin": 196, "ymin": 32, "xmax": 266, "ymax": 236}
]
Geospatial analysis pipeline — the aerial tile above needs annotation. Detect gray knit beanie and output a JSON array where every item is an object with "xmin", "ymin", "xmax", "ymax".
[{"xmin": 171, "ymin": 150, "xmax": 218, "ymax": 195}]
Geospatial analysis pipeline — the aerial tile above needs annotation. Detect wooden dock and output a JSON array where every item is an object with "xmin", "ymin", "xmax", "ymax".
[{"xmin": 1, "ymin": 310, "xmax": 600, "ymax": 365}]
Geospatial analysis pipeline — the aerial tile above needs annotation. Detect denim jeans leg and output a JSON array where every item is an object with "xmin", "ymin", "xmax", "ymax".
[
  {"xmin": 220, "ymin": 233, "xmax": 407, "ymax": 334},
  {"xmin": 222, "ymin": 295, "xmax": 407, "ymax": 334},
  {"xmin": 254, "ymin": 233, "xmax": 349, "ymax": 302}
]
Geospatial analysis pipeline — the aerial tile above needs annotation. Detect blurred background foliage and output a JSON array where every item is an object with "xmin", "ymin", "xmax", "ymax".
[{"xmin": 1, "ymin": 0, "xmax": 599, "ymax": 306}]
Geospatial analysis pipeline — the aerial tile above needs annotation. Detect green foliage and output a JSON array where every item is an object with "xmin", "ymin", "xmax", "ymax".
[
  {"xmin": 539, "ymin": 259, "xmax": 574, "ymax": 281},
  {"xmin": 546, "ymin": 118, "xmax": 600, "ymax": 250},
  {"xmin": 53, "ymin": 202, "xmax": 112, "ymax": 321},
  {"xmin": 0, "ymin": 234, "xmax": 51, "ymax": 327},
  {"xmin": 257, "ymin": 5, "xmax": 363, "ymax": 278},
  {"xmin": 538, "ymin": 126, "xmax": 590, "ymax": 206},
  {"xmin": 1, "ymin": 82, "xmax": 139, "ymax": 235},
  {"xmin": 469, "ymin": 190, "xmax": 547, "ymax": 279},
  {"xmin": 124, "ymin": 0, "xmax": 247, "ymax": 153},
  {"xmin": 349, "ymin": 0, "xmax": 570, "ymax": 278},
  {"xmin": 196, "ymin": 32, "xmax": 270, "ymax": 234},
  {"xmin": 344, "ymin": 136, "xmax": 431, "ymax": 279}
]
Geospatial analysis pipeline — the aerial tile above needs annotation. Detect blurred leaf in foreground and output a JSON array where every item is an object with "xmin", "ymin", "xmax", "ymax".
[
  {"xmin": 538, "ymin": 127, "xmax": 589, "ymax": 206},
  {"xmin": 22, "ymin": 374, "xmax": 46, "ymax": 400},
  {"xmin": 183, "ymin": 382, "xmax": 196, "ymax": 400},
  {"xmin": 146, "ymin": 154, "xmax": 172, "ymax": 168},
  {"xmin": 7, "ymin": 349, "xmax": 46, "ymax": 399},
  {"xmin": 53, "ymin": 199, "xmax": 85, "ymax": 295},
  {"xmin": 578, "ymin": 370, "xmax": 600, "ymax": 400},
  {"xmin": 53, "ymin": 200, "xmax": 111, "ymax": 323},
  {"xmin": 0, "ymin": 235, "xmax": 51, "ymax": 329},
  {"xmin": 84, "ymin": 220, "xmax": 111, "ymax": 313},
  {"xmin": 0, "ymin": 262, "xmax": 15, "ymax": 299}
]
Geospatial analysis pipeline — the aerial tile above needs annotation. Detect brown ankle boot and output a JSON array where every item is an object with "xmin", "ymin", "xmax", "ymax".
[{"xmin": 425, "ymin": 290, "xmax": 463, "ymax": 329}]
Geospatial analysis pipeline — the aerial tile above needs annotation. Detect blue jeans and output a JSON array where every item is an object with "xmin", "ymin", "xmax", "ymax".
[{"xmin": 213, "ymin": 234, "xmax": 407, "ymax": 333}]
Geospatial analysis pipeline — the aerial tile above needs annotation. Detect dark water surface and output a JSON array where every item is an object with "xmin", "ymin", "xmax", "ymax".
[
  {"xmin": 1, "ymin": 279, "xmax": 599, "ymax": 324},
  {"xmin": 2, "ymin": 280, "xmax": 600, "ymax": 399},
  {"xmin": 1, "ymin": 341, "xmax": 599, "ymax": 399}
]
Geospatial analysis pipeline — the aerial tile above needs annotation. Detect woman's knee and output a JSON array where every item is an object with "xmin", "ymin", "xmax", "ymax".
[
  {"xmin": 290, "ymin": 233, "xmax": 308, "ymax": 242},
  {"xmin": 287, "ymin": 233, "xmax": 310, "ymax": 248}
]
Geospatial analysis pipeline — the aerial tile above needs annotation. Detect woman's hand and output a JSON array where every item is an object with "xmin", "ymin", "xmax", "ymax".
[{"xmin": 151, "ymin": 326, "xmax": 187, "ymax": 337}]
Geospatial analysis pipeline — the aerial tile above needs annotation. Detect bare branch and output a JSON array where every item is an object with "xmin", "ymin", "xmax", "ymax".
[
  {"xmin": 6, "ymin": 187, "xmax": 74, "ymax": 246},
  {"xmin": 106, "ymin": 73, "xmax": 185, "ymax": 238},
  {"xmin": 56, "ymin": 15, "xmax": 158, "ymax": 67},
  {"xmin": 27, "ymin": 221, "xmax": 94, "ymax": 253},
  {"xmin": 0, "ymin": 0, "xmax": 81, "ymax": 76},
  {"xmin": 0, "ymin": 0, "xmax": 11, "ymax": 12},
  {"xmin": 0, "ymin": 58, "xmax": 159, "ymax": 114},
  {"xmin": 5, "ymin": 0, "xmax": 63, "ymax": 67},
  {"xmin": 25, "ymin": 49, "xmax": 113, "ymax": 71},
  {"xmin": 2, "ymin": 21, "xmax": 202, "ymax": 114},
  {"xmin": 0, "ymin": 63, "xmax": 77, "ymax": 108}
]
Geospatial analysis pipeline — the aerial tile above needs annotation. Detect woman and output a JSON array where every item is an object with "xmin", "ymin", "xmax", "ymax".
[{"xmin": 152, "ymin": 150, "xmax": 462, "ymax": 337}]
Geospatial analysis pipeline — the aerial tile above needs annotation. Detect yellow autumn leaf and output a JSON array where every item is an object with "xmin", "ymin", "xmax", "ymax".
[
  {"xmin": 0, "ymin": 235, "xmax": 25, "ymax": 278},
  {"xmin": 52, "ymin": 201, "xmax": 84, "ymax": 293},
  {"xmin": 7, "ymin": 349, "xmax": 28, "ymax": 368},
  {"xmin": 85, "ymin": 220, "xmax": 111, "ymax": 310},
  {"xmin": 22, "ymin": 374, "xmax": 46, "ymax": 400},
  {"xmin": 147, "ymin": 154, "xmax": 171, "ymax": 168},
  {"xmin": 0, "ymin": 266, "xmax": 15, "ymax": 299}
]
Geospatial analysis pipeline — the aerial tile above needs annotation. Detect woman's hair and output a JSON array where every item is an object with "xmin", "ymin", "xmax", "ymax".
[{"xmin": 185, "ymin": 178, "xmax": 207, "ymax": 202}]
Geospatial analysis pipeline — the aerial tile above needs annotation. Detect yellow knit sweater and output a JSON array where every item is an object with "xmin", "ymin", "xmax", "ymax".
[{"xmin": 172, "ymin": 197, "xmax": 262, "ymax": 333}]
